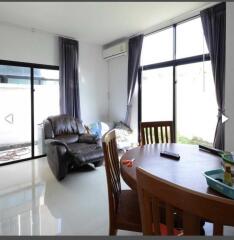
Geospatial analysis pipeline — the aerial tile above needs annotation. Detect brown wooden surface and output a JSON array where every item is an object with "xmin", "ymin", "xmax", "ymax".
[
  {"xmin": 137, "ymin": 167, "xmax": 234, "ymax": 235},
  {"xmin": 140, "ymin": 121, "xmax": 175, "ymax": 145},
  {"xmin": 102, "ymin": 130, "xmax": 142, "ymax": 235},
  {"xmin": 120, "ymin": 143, "xmax": 225, "ymax": 198}
]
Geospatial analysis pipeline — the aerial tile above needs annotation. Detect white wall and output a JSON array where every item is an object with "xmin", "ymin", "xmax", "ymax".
[
  {"xmin": 79, "ymin": 42, "xmax": 108, "ymax": 124},
  {"xmin": 108, "ymin": 54, "xmax": 138, "ymax": 140},
  {"xmin": 108, "ymin": 55, "xmax": 128, "ymax": 122},
  {"xmin": 225, "ymin": 2, "xmax": 234, "ymax": 151},
  {"xmin": 0, "ymin": 24, "xmax": 58, "ymax": 66},
  {"xmin": 0, "ymin": 23, "xmax": 108, "ymax": 125}
]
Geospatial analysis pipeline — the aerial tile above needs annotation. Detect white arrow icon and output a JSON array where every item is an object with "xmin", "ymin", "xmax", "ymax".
[
  {"xmin": 222, "ymin": 114, "xmax": 229, "ymax": 124},
  {"xmin": 4, "ymin": 113, "xmax": 14, "ymax": 124}
]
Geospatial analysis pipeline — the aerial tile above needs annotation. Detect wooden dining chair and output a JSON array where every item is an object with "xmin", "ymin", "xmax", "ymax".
[
  {"xmin": 140, "ymin": 121, "xmax": 175, "ymax": 145},
  {"xmin": 102, "ymin": 130, "xmax": 142, "ymax": 235},
  {"xmin": 136, "ymin": 167, "xmax": 234, "ymax": 236}
]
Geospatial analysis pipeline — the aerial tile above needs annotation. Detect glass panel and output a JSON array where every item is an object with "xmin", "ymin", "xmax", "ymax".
[
  {"xmin": 141, "ymin": 27, "xmax": 173, "ymax": 66},
  {"xmin": 0, "ymin": 65, "xmax": 31, "ymax": 163},
  {"xmin": 176, "ymin": 61, "xmax": 217, "ymax": 145},
  {"xmin": 34, "ymin": 68, "xmax": 59, "ymax": 156},
  {"xmin": 141, "ymin": 67, "xmax": 173, "ymax": 122},
  {"xmin": 176, "ymin": 17, "xmax": 208, "ymax": 59}
]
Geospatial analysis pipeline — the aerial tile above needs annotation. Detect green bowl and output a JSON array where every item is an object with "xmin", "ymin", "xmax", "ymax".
[
  {"xmin": 204, "ymin": 169, "xmax": 234, "ymax": 199},
  {"xmin": 221, "ymin": 152, "xmax": 234, "ymax": 165}
]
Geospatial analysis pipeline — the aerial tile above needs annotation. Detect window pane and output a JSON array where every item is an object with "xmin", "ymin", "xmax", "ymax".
[
  {"xmin": 34, "ymin": 68, "xmax": 59, "ymax": 156},
  {"xmin": 142, "ymin": 67, "xmax": 173, "ymax": 121},
  {"xmin": 0, "ymin": 65, "xmax": 31, "ymax": 163},
  {"xmin": 176, "ymin": 61, "xmax": 217, "ymax": 145},
  {"xmin": 141, "ymin": 27, "xmax": 173, "ymax": 66},
  {"xmin": 176, "ymin": 17, "xmax": 208, "ymax": 59}
]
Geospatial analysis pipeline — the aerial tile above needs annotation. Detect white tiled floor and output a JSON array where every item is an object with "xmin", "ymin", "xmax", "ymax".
[
  {"xmin": 0, "ymin": 157, "xmax": 234, "ymax": 236},
  {"xmin": 0, "ymin": 157, "xmax": 141, "ymax": 236}
]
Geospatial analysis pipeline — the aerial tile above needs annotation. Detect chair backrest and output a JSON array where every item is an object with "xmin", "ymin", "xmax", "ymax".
[
  {"xmin": 140, "ymin": 121, "xmax": 175, "ymax": 145},
  {"xmin": 136, "ymin": 167, "xmax": 234, "ymax": 235},
  {"xmin": 102, "ymin": 130, "xmax": 121, "ymax": 221}
]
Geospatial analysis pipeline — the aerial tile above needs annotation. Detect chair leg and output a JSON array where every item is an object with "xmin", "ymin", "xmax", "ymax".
[{"xmin": 109, "ymin": 225, "xmax": 117, "ymax": 235}]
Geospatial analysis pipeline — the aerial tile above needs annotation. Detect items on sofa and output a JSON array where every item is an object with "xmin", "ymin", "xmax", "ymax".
[
  {"xmin": 44, "ymin": 115, "xmax": 104, "ymax": 181},
  {"xmin": 86, "ymin": 121, "xmax": 137, "ymax": 152}
]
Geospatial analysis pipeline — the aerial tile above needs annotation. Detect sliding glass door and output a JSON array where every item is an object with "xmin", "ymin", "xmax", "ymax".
[
  {"xmin": 0, "ymin": 65, "xmax": 31, "ymax": 163},
  {"xmin": 0, "ymin": 61, "xmax": 59, "ymax": 165},
  {"xmin": 176, "ymin": 61, "xmax": 217, "ymax": 145},
  {"xmin": 34, "ymin": 68, "xmax": 59, "ymax": 156}
]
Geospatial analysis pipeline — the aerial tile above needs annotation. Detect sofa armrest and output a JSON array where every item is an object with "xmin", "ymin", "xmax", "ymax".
[
  {"xmin": 45, "ymin": 139, "xmax": 71, "ymax": 152},
  {"xmin": 45, "ymin": 139, "xmax": 71, "ymax": 181},
  {"xmin": 78, "ymin": 134, "xmax": 100, "ymax": 144}
]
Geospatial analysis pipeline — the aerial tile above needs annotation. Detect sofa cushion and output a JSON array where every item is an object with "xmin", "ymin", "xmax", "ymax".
[
  {"xmin": 55, "ymin": 134, "xmax": 79, "ymax": 144},
  {"xmin": 48, "ymin": 115, "xmax": 86, "ymax": 137},
  {"xmin": 48, "ymin": 115, "xmax": 78, "ymax": 136},
  {"xmin": 78, "ymin": 134, "xmax": 98, "ymax": 144},
  {"xmin": 68, "ymin": 143, "xmax": 104, "ymax": 164}
]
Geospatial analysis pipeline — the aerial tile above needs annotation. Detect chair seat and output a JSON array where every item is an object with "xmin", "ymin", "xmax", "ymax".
[{"xmin": 116, "ymin": 190, "xmax": 142, "ymax": 232}]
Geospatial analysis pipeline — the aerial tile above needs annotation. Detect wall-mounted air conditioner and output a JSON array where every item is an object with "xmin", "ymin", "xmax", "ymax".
[{"xmin": 103, "ymin": 41, "xmax": 127, "ymax": 60}]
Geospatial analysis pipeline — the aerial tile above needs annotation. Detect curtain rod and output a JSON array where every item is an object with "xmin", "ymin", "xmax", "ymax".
[{"xmin": 0, "ymin": 20, "xmax": 77, "ymax": 41}]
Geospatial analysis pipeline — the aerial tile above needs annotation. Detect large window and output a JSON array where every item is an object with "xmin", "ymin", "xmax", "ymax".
[
  {"xmin": 141, "ymin": 27, "xmax": 173, "ymax": 65},
  {"xmin": 140, "ymin": 16, "xmax": 217, "ymax": 146},
  {"xmin": 0, "ymin": 61, "xmax": 59, "ymax": 164},
  {"xmin": 176, "ymin": 17, "xmax": 208, "ymax": 59},
  {"xmin": 141, "ymin": 67, "xmax": 173, "ymax": 122}
]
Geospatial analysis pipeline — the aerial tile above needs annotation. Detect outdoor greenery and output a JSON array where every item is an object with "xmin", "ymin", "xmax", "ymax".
[{"xmin": 177, "ymin": 134, "xmax": 212, "ymax": 146}]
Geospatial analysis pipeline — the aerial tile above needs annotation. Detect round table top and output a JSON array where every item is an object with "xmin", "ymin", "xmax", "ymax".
[{"xmin": 120, "ymin": 143, "xmax": 224, "ymax": 198}]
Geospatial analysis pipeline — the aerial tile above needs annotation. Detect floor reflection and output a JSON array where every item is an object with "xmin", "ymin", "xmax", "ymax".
[
  {"xmin": 0, "ymin": 158, "xmax": 140, "ymax": 236},
  {"xmin": 0, "ymin": 160, "xmax": 61, "ymax": 235},
  {"xmin": 0, "ymin": 158, "xmax": 112, "ymax": 236}
]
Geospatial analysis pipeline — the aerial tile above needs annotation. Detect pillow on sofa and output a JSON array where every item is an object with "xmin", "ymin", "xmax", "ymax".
[
  {"xmin": 115, "ymin": 128, "xmax": 136, "ymax": 150},
  {"xmin": 85, "ymin": 122, "xmax": 111, "ymax": 138},
  {"xmin": 114, "ymin": 121, "xmax": 133, "ymax": 133},
  {"xmin": 87, "ymin": 122, "xmax": 101, "ymax": 138},
  {"xmin": 113, "ymin": 122, "xmax": 136, "ymax": 150}
]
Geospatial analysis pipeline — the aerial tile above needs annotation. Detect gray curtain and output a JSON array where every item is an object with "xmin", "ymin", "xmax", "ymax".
[
  {"xmin": 124, "ymin": 34, "xmax": 144, "ymax": 126},
  {"xmin": 201, "ymin": 3, "xmax": 226, "ymax": 150},
  {"xmin": 59, "ymin": 37, "xmax": 81, "ymax": 121}
]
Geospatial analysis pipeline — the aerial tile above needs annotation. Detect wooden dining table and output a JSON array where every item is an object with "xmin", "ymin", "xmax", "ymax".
[{"xmin": 120, "ymin": 143, "xmax": 225, "ymax": 198}]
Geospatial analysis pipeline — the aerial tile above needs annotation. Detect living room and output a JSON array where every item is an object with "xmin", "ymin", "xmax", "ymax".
[{"xmin": 0, "ymin": 1, "xmax": 234, "ymax": 237}]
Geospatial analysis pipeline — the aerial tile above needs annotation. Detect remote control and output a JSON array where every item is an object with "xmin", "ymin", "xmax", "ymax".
[
  {"xmin": 160, "ymin": 151, "xmax": 180, "ymax": 160},
  {"xmin": 198, "ymin": 144, "xmax": 223, "ymax": 156}
]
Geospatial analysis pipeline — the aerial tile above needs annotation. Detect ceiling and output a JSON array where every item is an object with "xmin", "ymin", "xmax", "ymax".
[{"xmin": 0, "ymin": 2, "xmax": 212, "ymax": 45}]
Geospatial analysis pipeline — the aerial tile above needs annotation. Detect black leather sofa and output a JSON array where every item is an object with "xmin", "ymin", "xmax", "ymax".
[{"xmin": 44, "ymin": 115, "xmax": 104, "ymax": 180}]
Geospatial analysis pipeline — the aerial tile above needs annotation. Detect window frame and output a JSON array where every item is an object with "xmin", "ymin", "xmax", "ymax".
[
  {"xmin": 138, "ymin": 15, "xmax": 211, "ymax": 142},
  {"xmin": 0, "ymin": 59, "xmax": 59, "ymax": 166}
]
